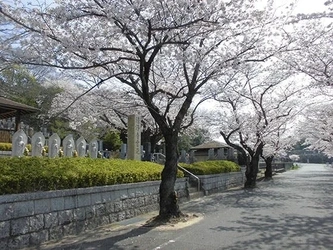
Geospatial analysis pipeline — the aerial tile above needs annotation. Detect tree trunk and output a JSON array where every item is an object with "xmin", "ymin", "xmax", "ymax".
[
  {"xmin": 264, "ymin": 156, "xmax": 274, "ymax": 180},
  {"xmin": 244, "ymin": 155, "xmax": 260, "ymax": 188},
  {"xmin": 244, "ymin": 143, "xmax": 264, "ymax": 188},
  {"xmin": 159, "ymin": 133, "xmax": 182, "ymax": 219}
]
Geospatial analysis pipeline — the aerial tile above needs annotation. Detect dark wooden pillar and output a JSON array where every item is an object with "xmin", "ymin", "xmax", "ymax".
[{"xmin": 15, "ymin": 110, "xmax": 21, "ymax": 131}]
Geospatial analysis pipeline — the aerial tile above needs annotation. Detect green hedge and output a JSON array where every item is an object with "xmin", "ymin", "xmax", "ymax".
[
  {"xmin": 180, "ymin": 160, "xmax": 240, "ymax": 175},
  {"xmin": 0, "ymin": 158, "xmax": 184, "ymax": 195},
  {"xmin": 0, "ymin": 143, "xmax": 12, "ymax": 151},
  {"xmin": 0, "ymin": 143, "xmax": 32, "ymax": 152}
]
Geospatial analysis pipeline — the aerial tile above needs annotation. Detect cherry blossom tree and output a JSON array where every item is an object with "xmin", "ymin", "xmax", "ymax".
[
  {"xmin": 0, "ymin": 0, "xmax": 306, "ymax": 217},
  {"xmin": 297, "ymin": 92, "xmax": 333, "ymax": 157},
  {"xmin": 210, "ymin": 60, "xmax": 306, "ymax": 186}
]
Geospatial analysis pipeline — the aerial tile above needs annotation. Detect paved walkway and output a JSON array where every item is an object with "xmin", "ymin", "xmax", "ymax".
[{"xmin": 30, "ymin": 163, "xmax": 333, "ymax": 250}]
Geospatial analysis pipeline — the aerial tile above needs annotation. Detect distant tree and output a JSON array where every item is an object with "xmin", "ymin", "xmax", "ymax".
[
  {"xmin": 102, "ymin": 130, "xmax": 122, "ymax": 151},
  {"xmin": 210, "ymin": 60, "xmax": 305, "ymax": 186},
  {"xmin": 0, "ymin": 64, "xmax": 62, "ymax": 130},
  {"xmin": 178, "ymin": 127, "xmax": 211, "ymax": 152}
]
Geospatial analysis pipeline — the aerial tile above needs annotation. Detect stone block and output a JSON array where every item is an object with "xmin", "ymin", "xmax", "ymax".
[
  {"xmin": 13, "ymin": 201, "xmax": 34, "ymax": 218},
  {"xmin": 73, "ymin": 207, "xmax": 86, "ymax": 221},
  {"xmin": 125, "ymin": 209, "xmax": 134, "ymax": 219},
  {"xmin": 77, "ymin": 194, "xmax": 91, "ymax": 207},
  {"xmin": 63, "ymin": 222, "xmax": 76, "ymax": 236},
  {"xmin": 91, "ymin": 193, "xmax": 103, "ymax": 205},
  {"xmin": 101, "ymin": 192, "xmax": 112, "ymax": 203},
  {"xmin": 44, "ymin": 212, "xmax": 58, "ymax": 229},
  {"xmin": 0, "ymin": 221, "xmax": 10, "ymax": 239},
  {"xmin": 85, "ymin": 206, "xmax": 95, "ymax": 219},
  {"xmin": 0, "ymin": 237, "xmax": 8, "ymax": 249},
  {"xmin": 58, "ymin": 210, "xmax": 73, "ymax": 226},
  {"xmin": 11, "ymin": 217, "xmax": 30, "ymax": 236},
  {"xmin": 30, "ymin": 230, "xmax": 49, "ymax": 245},
  {"xmin": 109, "ymin": 213, "xmax": 118, "ymax": 223},
  {"xmin": 64, "ymin": 195, "xmax": 77, "ymax": 210},
  {"xmin": 75, "ymin": 220, "xmax": 86, "ymax": 234},
  {"xmin": 0, "ymin": 203, "xmax": 14, "ymax": 221},
  {"xmin": 138, "ymin": 197, "xmax": 145, "ymax": 207},
  {"xmin": 117, "ymin": 211, "xmax": 126, "ymax": 221},
  {"xmin": 50, "ymin": 197, "xmax": 64, "ymax": 212},
  {"xmin": 30, "ymin": 214, "xmax": 44, "ymax": 232},
  {"xmin": 34, "ymin": 199, "xmax": 51, "ymax": 214},
  {"xmin": 7, "ymin": 234, "xmax": 30, "ymax": 249},
  {"xmin": 114, "ymin": 201, "xmax": 122, "ymax": 212},
  {"xmin": 95, "ymin": 204, "xmax": 106, "ymax": 217},
  {"xmin": 48, "ymin": 225, "xmax": 64, "ymax": 241},
  {"xmin": 105, "ymin": 202, "xmax": 114, "ymax": 214}
]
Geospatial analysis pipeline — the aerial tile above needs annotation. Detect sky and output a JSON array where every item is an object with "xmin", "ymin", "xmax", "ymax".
[{"xmin": 294, "ymin": 0, "xmax": 328, "ymax": 13}]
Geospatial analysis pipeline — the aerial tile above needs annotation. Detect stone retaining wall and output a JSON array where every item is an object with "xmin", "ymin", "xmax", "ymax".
[
  {"xmin": 0, "ymin": 179, "xmax": 188, "ymax": 249},
  {"xmin": 200, "ymin": 170, "xmax": 246, "ymax": 195},
  {"xmin": 0, "ymin": 171, "xmax": 246, "ymax": 249}
]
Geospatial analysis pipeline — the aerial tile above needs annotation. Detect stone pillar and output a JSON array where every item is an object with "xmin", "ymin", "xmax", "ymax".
[{"xmin": 127, "ymin": 115, "xmax": 141, "ymax": 160}]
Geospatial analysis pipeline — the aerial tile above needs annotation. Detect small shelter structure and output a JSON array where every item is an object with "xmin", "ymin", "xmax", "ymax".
[
  {"xmin": 0, "ymin": 96, "xmax": 39, "ymax": 142},
  {"xmin": 189, "ymin": 140, "xmax": 236, "ymax": 162}
]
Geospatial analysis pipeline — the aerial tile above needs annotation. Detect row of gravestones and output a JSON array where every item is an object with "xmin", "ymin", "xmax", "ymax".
[{"xmin": 11, "ymin": 129, "xmax": 99, "ymax": 158}]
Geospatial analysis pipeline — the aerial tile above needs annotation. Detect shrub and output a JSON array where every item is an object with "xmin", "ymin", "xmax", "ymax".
[
  {"xmin": 179, "ymin": 160, "xmax": 240, "ymax": 175},
  {"xmin": 0, "ymin": 158, "xmax": 184, "ymax": 195},
  {"xmin": 0, "ymin": 143, "xmax": 32, "ymax": 152},
  {"xmin": 0, "ymin": 143, "xmax": 12, "ymax": 151}
]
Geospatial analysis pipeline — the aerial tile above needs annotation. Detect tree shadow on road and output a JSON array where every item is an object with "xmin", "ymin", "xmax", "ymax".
[
  {"xmin": 39, "ymin": 222, "xmax": 155, "ymax": 250},
  {"xmin": 210, "ymin": 213, "xmax": 333, "ymax": 250}
]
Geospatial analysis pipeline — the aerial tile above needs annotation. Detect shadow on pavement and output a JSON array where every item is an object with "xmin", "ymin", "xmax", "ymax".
[{"xmin": 38, "ymin": 223, "xmax": 155, "ymax": 250}]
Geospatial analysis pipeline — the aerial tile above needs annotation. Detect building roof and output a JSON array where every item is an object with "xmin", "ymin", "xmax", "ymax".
[
  {"xmin": 190, "ymin": 140, "xmax": 231, "ymax": 150},
  {"xmin": 0, "ymin": 96, "xmax": 39, "ymax": 119}
]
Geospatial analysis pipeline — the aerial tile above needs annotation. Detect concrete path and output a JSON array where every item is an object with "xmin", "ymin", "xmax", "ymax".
[{"xmin": 33, "ymin": 163, "xmax": 333, "ymax": 250}]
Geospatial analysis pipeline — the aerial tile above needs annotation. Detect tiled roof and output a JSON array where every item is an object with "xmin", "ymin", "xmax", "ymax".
[
  {"xmin": 190, "ymin": 140, "xmax": 231, "ymax": 150},
  {"xmin": 0, "ymin": 96, "xmax": 39, "ymax": 119}
]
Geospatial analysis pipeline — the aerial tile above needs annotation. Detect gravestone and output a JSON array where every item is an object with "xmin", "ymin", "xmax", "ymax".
[
  {"xmin": 217, "ymin": 148, "xmax": 224, "ymax": 160},
  {"xmin": 89, "ymin": 139, "xmax": 98, "ymax": 158},
  {"xmin": 179, "ymin": 149, "xmax": 187, "ymax": 163},
  {"xmin": 63, "ymin": 134, "xmax": 75, "ymax": 157},
  {"xmin": 48, "ymin": 133, "xmax": 61, "ymax": 158},
  {"xmin": 127, "ymin": 115, "xmax": 141, "ymax": 160},
  {"xmin": 143, "ymin": 142, "xmax": 151, "ymax": 161},
  {"xmin": 31, "ymin": 132, "xmax": 45, "ymax": 157},
  {"xmin": 189, "ymin": 151, "xmax": 195, "ymax": 163},
  {"xmin": 120, "ymin": 143, "xmax": 127, "ymax": 159},
  {"xmin": 228, "ymin": 148, "xmax": 234, "ymax": 160},
  {"xmin": 76, "ymin": 136, "xmax": 86, "ymax": 157},
  {"xmin": 11, "ymin": 129, "xmax": 27, "ymax": 157},
  {"xmin": 208, "ymin": 148, "xmax": 215, "ymax": 160}
]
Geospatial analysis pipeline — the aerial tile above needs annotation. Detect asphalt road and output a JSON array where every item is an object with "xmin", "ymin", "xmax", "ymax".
[{"xmin": 39, "ymin": 163, "xmax": 333, "ymax": 250}]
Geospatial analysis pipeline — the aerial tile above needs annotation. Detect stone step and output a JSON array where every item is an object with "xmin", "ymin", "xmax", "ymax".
[
  {"xmin": 189, "ymin": 190, "xmax": 205, "ymax": 200},
  {"xmin": 188, "ymin": 187, "xmax": 198, "ymax": 193}
]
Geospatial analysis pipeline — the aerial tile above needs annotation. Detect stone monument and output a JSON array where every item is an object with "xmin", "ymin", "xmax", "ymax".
[
  {"xmin": 127, "ymin": 115, "xmax": 141, "ymax": 160},
  {"xmin": 89, "ymin": 139, "xmax": 98, "ymax": 158},
  {"xmin": 48, "ymin": 133, "xmax": 61, "ymax": 158},
  {"xmin": 31, "ymin": 132, "xmax": 45, "ymax": 157},
  {"xmin": 63, "ymin": 134, "xmax": 75, "ymax": 157},
  {"xmin": 12, "ymin": 129, "xmax": 27, "ymax": 157},
  {"xmin": 76, "ymin": 136, "xmax": 86, "ymax": 157}
]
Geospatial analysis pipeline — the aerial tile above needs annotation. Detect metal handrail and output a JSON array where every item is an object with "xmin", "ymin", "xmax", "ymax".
[{"xmin": 177, "ymin": 164, "xmax": 201, "ymax": 192}]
